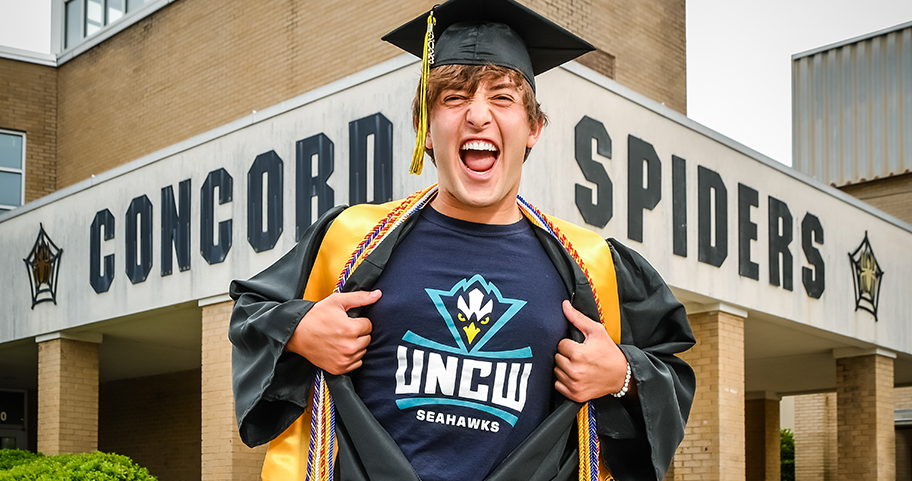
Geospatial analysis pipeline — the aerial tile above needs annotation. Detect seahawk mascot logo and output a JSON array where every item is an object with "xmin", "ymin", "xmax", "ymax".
[{"xmin": 395, "ymin": 275, "xmax": 533, "ymax": 427}]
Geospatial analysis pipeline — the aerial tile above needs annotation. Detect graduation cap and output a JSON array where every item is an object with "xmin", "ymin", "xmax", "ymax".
[
  {"xmin": 383, "ymin": 0, "xmax": 595, "ymax": 91},
  {"xmin": 383, "ymin": 0, "xmax": 595, "ymax": 174}
]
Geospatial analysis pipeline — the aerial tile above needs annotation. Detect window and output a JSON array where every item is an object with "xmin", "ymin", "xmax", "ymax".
[
  {"xmin": 0, "ymin": 131, "xmax": 25, "ymax": 212},
  {"xmin": 64, "ymin": 0, "xmax": 145, "ymax": 49}
]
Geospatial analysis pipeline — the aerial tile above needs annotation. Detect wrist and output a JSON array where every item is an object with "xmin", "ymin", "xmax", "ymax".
[{"xmin": 611, "ymin": 360, "xmax": 631, "ymax": 398}]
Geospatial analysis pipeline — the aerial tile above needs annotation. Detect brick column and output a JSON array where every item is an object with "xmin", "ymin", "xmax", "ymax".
[
  {"xmin": 200, "ymin": 295, "xmax": 267, "ymax": 481},
  {"xmin": 793, "ymin": 392, "xmax": 836, "ymax": 481},
  {"xmin": 834, "ymin": 348, "xmax": 895, "ymax": 481},
  {"xmin": 745, "ymin": 392, "xmax": 780, "ymax": 481},
  {"xmin": 36, "ymin": 332, "xmax": 102, "ymax": 455},
  {"xmin": 674, "ymin": 303, "xmax": 746, "ymax": 481}
]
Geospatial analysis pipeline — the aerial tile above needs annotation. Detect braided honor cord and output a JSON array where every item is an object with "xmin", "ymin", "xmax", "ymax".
[
  {"xmin": 305, "ymin": 186, "xmax": 437, "ymax": 481},
  {"xmin": 517, "ymin": 195, "xmax": 605, "ymax": 481}
]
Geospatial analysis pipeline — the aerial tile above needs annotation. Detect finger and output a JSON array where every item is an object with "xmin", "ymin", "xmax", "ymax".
[
  {"xmin": 341, "ymin": 333, "xmax": 371, "ymax": 354},
  {"xmin": 327, "ymin": 357, "xmax": 363, "ymax": 376},
  {"xmin": 556, "ymin": 338, "xmax": 579, "ymax": 358},
  {"xmin": 335, "ymin": 290, "xmax": 383, "ymax": 310},
  {"xmin": 554, "ymin": 380, "xmax": 570, "ymax": 399},
  {"xmin": 562, "ymin": 300, "xmax": 606, "ymax": 339},
  {"xmin": 347, "ymin": 316, "xmax": 374, "ymax": 336},
  {"xmin": 554, "ymin": 353, "xmax": 585, "ymax": 383},
  {"xmin": 554, "ymin": 351, "xmax": 572, "ymax": 374},
  {"xmin": 554, "ymin": 378, "xmax": 585, "ymax": 403}
]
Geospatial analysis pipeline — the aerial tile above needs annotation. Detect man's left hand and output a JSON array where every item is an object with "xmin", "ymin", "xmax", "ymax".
[{"xmin": 554, "ymin": 300, "xmax": 630, "ymax": 402}]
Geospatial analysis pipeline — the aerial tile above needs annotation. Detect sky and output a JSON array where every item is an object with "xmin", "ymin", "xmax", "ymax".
[
  {"xmin": 687, "ymin": 0, "xmax": 912, "ymax": 165},
  {"xmin": 2, "ymin": 0, "xmax": 912, "ymax": 168}
]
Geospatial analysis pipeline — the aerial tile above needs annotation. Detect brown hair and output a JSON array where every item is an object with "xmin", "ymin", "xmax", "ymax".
[{"xmin": 412, "ymin": 64, "xmax": 548, "ymax": 134}]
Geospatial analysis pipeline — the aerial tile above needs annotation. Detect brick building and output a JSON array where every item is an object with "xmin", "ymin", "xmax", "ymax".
[
  {"xmin": 0, "ymin": 1, "xmax": 909, "ymax": 480},
  {"xmin": 790, "ymin": 20, "xmax": 912, "ymax": 481}
]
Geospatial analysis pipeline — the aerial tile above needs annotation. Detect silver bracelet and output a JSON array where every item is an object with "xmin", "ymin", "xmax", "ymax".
[{"xmin": 611, "ymin": 361, "xmax": 632, "ymax": 398}]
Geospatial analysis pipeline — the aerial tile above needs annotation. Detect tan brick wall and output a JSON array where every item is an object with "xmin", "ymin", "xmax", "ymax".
[
  {"xmin": 895, "ymin": 385, "xmax": 912, "ymax": 410},
  {"xmin": 37, "ymin": 338, "xmax": 99, "ymax": 455},
  {"xmin": 794, "ymin": 392, "xmax": 837, "ymax": 481},
  {"xmin": 745, "ymin": 398, "xmax": 780, "ymax": 481},
  {"xmin": 674, "ymin": 310, "xmax": 745, "ymax": 481},
  {"xmin": 201, "ymin": 299, "xmax": 266, "ymax": 480},
  {"xmin": 54, "ymin": 0, "xmax": 685, "ymax": 190},
  {"xmin": 99, "ymin": 369, "xmax": 201, "ymax": 481},
  {"xmin": 55, "ymin": 0, "xmax": 430, "ymax": 190},
  {"xmin": 524, "ymin": 0, "xmax": 687, "ymax": 114},
  {"xmin": 0, "ymin": 57, "xmax": 57, "ymax": 202},
  {"xmin": 836, "ymin": 354, "xmax": 895, "ymax": 481},
  {"xmin": 839, "ymin": 172, "xmax": 912, "ymax": 225}
]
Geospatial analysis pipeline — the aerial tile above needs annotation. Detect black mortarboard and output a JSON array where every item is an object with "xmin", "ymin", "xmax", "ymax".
[
  {"xmin": 382, "ymin": 0, "xmax": 595, "ymax": 92},
  {"xmin": 383, "ymin": 0, "xmax": 594, "ymax": 175}
]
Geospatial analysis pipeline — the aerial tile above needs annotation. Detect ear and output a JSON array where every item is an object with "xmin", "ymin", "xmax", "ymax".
[
  {"xmin": 425, "ymin": 125, "xmax": 434, "ymax": 150},
  {"xmin": 526, "ymin": 119, "xmax": 544, "ymax": 149}
]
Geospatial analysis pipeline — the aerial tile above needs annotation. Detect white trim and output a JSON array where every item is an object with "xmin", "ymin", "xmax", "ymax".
[
  {"xmin": 792, "ymin": 20, "xmax": 912, "ymax": 61},
  {"xmin": 832, "ymin": 347, "xmax": 897, "ymax": 359},
  {"xmin": 35, "ymin": 331, "xmax": 104, "ymax": 344},
  {"xmin": 8, "ymin": 0, "xmax": 178, "ymax": 65},
  {"xmin": 687, "ymin": 302, "xmax": 749, "ymax": 319},
  {"xmin": 198, "ymin": 293, "xmax": 232, "ymax": 307},
  {"xmin": 0, "ymin": 46, "xmax": 57, "ymax": 67}
]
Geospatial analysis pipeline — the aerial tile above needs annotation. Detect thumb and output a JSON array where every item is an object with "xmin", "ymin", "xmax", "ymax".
[
  {"xmin": 335, "ymin": 290, "xmax": 382, "ymax": 311},
  {"xmin": 562, "ymin": 300, "xmax": 604, "ymax": 340}
]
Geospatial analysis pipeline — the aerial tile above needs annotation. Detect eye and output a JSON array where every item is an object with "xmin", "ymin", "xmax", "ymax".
[
  {"xmin": 458, "ymin": 313, "xmax": 467, "ymax": 322},
  {"xmin": 490, "ymin": 94, "xmax": 516, "ymax": 106},
  {"xmin": 442, "ymin": 93, "xmax": 467, "ymax": 105}
]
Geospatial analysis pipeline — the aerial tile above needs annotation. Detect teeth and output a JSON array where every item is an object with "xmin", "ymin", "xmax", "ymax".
[{"xmin": 461, "ymin": 141, "xmax": 497, "ymax": 152}]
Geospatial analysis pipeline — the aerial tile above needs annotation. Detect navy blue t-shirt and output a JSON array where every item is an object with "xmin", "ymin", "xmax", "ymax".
[{"xmin": 351, "ymin": 207, "xmax": 570, "ymax": 481}]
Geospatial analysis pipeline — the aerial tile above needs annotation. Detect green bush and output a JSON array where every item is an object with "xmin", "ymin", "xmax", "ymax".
[
  {"xmin": 0, "ymin": 450, "xmax": 42, "ymax": 471},
  {"xmin": 0, "ymin": 450, "xmax": 157, "ymax": 481},
  {"xmin": 781, "ymin": 428, "xmax": 795, "ymax": 481}
]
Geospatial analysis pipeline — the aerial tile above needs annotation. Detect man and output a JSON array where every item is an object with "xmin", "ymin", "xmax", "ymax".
[{"xmin": 230, "ymin": 1, "xmax": 695, "ymax": 480}]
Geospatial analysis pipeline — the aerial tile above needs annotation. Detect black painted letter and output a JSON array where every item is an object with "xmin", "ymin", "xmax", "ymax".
[
  {"xmin": 201, "ymin": 168, "xmax": 233, "ymax": 265},
  {"xmin": 296, "ymin": 133, "xmax": 335, "ymax": 240},
  {"xmin": 801, "ymin": 213, "xmax": 825, "ymax": 298},
  {"xmin": 768, "ymin": 196, "xmax": 793, "ymax": 291},
  {"xmin": 627, "ymin": 136, "xmax": 661, "ymax": 242},
  {"xmin": 125, "ymin": 195, "xmax": 153, "ymax": 284},
  {"xmin": 248, "ymin": 151, "xmax": 284, "ymax": 253},
  {"xmin": 161, "ymin": 179, "xmax": 191, "ymax": 276},
  {"xmin": 574, "ymin": 116, "xmax": 612, "ymax": 227},
  {"xmin": 738, "ymin": 183, "xmax": 759, "ymax": 280},
  {"xmin": 90, "ymin": 209, "xmax": 115, "ymax": 293},
  {"xmin": 672, "ymin": 155, "xmax": 687, "ymax": 257},
  {"xmin": 697, "ymin": 166, "xmax": 727, "ymax": 267},
  {"xmin": 349, "ymin": 113, "xmax": 393, "ymax": 205}
]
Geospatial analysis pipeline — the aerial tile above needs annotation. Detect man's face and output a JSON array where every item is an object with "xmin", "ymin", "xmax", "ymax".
[{"xmin": 426, "ymin": 75, "xmax": 543, "ymax": 224}]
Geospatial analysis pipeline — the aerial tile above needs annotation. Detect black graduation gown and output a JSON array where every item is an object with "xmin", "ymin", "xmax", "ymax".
[{"xmin": 229, "ymin": 204, "xmax": 696, "ymax": 481}]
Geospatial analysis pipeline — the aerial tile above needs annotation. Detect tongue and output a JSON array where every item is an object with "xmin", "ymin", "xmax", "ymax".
[{"xmin": 462, "ymin": 150, "xmax": 497, "ymax": 173}]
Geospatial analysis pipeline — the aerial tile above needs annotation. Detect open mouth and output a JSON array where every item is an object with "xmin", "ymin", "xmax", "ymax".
[{"xmin": 460, "ymin": 140, "xmax": 500, "ymax": 174}]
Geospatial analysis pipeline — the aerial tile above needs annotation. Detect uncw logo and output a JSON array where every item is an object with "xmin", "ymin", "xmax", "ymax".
[{"xmin": 393, "ymin": 275, "xmax": 533, "ymax": 426}]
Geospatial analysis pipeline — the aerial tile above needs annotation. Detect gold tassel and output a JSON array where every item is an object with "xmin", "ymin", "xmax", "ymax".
[{"xmin": 410, "ymin": 8, "xmax": 436, "ymax": 175}]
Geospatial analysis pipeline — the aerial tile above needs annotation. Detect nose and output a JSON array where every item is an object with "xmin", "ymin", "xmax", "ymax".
[{"xmin": 465, "ymin": 101, "xmax": 492, "ymax": 129}]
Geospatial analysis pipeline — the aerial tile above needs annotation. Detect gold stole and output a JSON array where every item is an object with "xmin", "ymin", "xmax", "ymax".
[{"xmin": 261, "ymin": 200, "xmax": 620, "ymax": 480}]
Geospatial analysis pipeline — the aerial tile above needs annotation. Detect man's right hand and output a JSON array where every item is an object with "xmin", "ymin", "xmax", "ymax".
[{"xmin": 285, "ymin": 290, "xmax": 381, "ymax": 375}]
